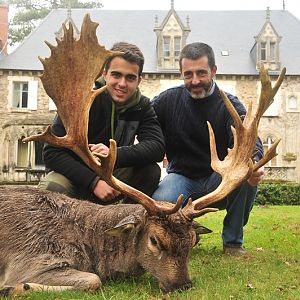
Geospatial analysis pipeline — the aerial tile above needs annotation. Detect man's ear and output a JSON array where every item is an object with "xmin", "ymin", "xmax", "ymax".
[
  {"xmin": 102, "ymin": 68, "xmax": 107, "ymax": 80},
  {"xmin": 212, "ymin": 65, "xmax": 217, "ymax": 78},
  {"xmin": 137, "ymin": 75, "xmax": 142, "ymax": 85}
]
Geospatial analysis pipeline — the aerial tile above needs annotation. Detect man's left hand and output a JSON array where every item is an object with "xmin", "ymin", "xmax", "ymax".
[{"xmin": 247, "ymin": 166, "xmax": 265, "ymax": 186}]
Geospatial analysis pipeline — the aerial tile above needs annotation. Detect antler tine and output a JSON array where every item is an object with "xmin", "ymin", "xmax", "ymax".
[
  {"xmin": 187, "ymin": 67, "xmax": 285, "ymax": 214},
  {"xmin": 183, "ymin": 198, "xmax": 219, "ymax": 219},
  {"xmin": 99, "ymin": 140, "xmax": 184, "ymax": 217},
  {"xmin": 256, "ymin": 66, "xmax": 286, "ymax": 119},
  {"xmin": 253, "ymin": 139, "xmax": 281, "ymax": 172},
  {"xmin": 24, "ymin": 14, "xmax": 184, "ymax": 218}
]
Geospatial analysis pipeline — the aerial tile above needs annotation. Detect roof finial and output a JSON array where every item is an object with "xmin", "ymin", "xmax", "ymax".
[
  {"xmin": 171, "ymin": 0, "xmax": 174, "ymax": 10},
  {"xmin": 67, "ymin": 0, "xmax": 71, "ymax": 18},
  {"xmin": 283, "ymin": 0, "xmax": 286, "ymax": 10},
  {"xmin": 154, "ymin": 15, "xmax": 158, "ymax": 27},
  {"xmin": 266, "ymin": 7, "xmax": 270, "ymax": 21}
]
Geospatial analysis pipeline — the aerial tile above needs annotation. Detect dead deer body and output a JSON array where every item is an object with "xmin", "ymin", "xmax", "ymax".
[
  {"xmin": 0, "ymin": 185, "xmax": 197, "ymax": 295},
  {"xmin": 0, "ymin": 14, "xmax": 285, "ymax": 296}
]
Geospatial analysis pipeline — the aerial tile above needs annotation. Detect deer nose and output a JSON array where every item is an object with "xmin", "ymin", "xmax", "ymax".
[{"xmin": 161, "ymin": 280, "xmax": 193, "ymax": 293}]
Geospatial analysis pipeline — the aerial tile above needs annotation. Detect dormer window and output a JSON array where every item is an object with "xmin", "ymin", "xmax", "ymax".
[
  {"xmin": 253, "ymin": 8, "xmax": 282, "ymax": 71},
  {"xmin": 174, "ymin": 36, "xmax": 181, "ymax": 57},
  {"xmin": 270, "ymin": 42, "xmax": 276, "ymax": 61},
  {"xmin": 163, "ymin": 36, "xmax": 171, "ymax": 57},
  {"xmin": 154, "ymin": 5, "xmax": 190, "ymax": 70},
  {"xmin": 260, "ymin": 42, "xmax": 266, "ymax": 61}
]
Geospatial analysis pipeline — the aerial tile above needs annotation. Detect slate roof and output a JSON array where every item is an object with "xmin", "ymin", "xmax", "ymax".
[{"xmin": 0, "ymin": 8, "xmax": 299, "ymax": 75}]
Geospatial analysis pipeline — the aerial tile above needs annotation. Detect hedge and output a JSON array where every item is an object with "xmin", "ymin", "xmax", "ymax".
[{"xmin": 255, "ymin": 183, "xmax": 300, "ymax": 205}]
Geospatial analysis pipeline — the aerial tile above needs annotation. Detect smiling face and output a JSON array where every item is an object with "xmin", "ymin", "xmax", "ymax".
[
  {"xmin": 103, "ymin": 56, "xmax": 142, "ymax": 104},
  {"xmin": 181, "ymin": 56, "xmax": 217, "ymax": 99}
]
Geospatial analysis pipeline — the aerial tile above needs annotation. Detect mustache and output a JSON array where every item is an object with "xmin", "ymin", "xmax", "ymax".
[{"xmin": 190, "ymin": 84, "xmax": 204, "ymax": 89}]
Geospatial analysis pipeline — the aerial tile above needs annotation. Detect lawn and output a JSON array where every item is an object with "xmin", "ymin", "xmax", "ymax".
[{"xmin": 9, "ymin": 206, "xmax": 300, "ymax": 300}]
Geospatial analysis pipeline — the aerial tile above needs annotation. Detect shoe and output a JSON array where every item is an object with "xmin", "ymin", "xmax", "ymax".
[{"xmin": 223, "ymin": 245, "xmax": 247, "ymax": 256}]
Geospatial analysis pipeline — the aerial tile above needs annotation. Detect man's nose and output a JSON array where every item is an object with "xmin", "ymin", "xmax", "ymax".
[
  {"xmin": 191, "ymin": 73, "xmax": 201, "ymax": 84},
  {"xmin": 118, "ymin": 76, "xmax": 126, "ymax": 86}
]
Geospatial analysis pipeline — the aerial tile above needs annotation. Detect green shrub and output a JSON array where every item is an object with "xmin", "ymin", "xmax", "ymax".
[{"xmin": 255, "ymin": 183, "xmax": 300, "ymax": 205}]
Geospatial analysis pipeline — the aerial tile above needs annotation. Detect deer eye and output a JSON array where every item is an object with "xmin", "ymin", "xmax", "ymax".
[{"xmin": 150, "ymin": 236, "xmax": 158, "ymax": 246}]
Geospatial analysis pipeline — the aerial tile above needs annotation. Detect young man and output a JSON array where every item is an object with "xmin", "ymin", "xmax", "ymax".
[
  {"xmin": 39, "ymin": 42, "xmax": 165, "ymax": 203},
  {"xmin": 152, "ymin": 42, "xmax": 264, "ymax": 255}
]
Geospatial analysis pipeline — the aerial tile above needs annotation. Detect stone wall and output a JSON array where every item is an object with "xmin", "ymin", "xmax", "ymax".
[{"xmin": 0, "ymin": 71, "xmax": 299, "ymax": 182}]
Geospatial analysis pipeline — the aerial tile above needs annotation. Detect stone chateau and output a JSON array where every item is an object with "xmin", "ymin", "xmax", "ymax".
[{"xmin": 0, "ymin": 2, "xmax": 299, "ymax": 183}]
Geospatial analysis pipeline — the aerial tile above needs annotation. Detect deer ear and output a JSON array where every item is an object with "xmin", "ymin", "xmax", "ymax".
[
  {"xmin": 105, "ymin": 215, "xmax": 142, "ymax": 237},
  {"xmin": 195, "ymin": 225, "xmax": 213, "ymax": 235}
]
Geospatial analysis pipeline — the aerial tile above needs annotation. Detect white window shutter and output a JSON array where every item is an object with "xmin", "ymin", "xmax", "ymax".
[
  {"xmin": 27, "ymin": 81, "xmax": 38, "ymax": 110},
  {"xmin": 49, "ymin": 97, "xmax": 57, "ymax": 110}
]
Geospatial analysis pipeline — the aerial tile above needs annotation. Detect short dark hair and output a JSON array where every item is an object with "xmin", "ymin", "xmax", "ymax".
[
  {"xmin": 105, "ymin": 42, "xmax": 144, "ymax": 76},
  {"xmin": 179, "ymin": 42, "xmax": 215, "ymax": 71}
]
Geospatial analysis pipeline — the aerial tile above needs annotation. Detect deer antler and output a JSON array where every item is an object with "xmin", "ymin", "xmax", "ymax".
[
  {"xmin": 184, "ymin": 66, "xmax": 286, "ymax": 218},
  {"xmin": 23, "ymin": 14, "xmax": 115, "ymax": 173},
  {"xmin": 24, "ymin": 14, "xmax": 183, "ymax": 218}
]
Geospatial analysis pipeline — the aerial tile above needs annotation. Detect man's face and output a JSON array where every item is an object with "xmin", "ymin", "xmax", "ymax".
[
  {"xmin": 181, "ymin": 56, "xmax": 217, "ymax": 99},
  {"xmin": 103, "ymin": 56, "xmax": 141, "ymax": 104}
]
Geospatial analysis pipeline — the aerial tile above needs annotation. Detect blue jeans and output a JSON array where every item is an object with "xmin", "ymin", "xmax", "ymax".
[{"xmin": 152, "ymin": 172, "xmax": 257, "ymax": 247}]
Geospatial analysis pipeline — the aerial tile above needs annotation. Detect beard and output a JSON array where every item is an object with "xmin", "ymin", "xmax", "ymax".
[{"xmin": 186, "ymin": 81, "xmax": 212, "ymax": 99}]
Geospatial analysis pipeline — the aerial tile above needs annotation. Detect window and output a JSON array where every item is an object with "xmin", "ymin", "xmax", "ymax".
[
  {"xmin": 261, "ymin": 42, "xmax": 266, "ymax": 61},
  {"xmin": 163, "ymin": 36, "xmax": 170, "ymax": 57},
  {"xmin": 9, "ymin": 77, "xmax": 38, "ymax": 110},
  {"xmin": 17, "ymin": 138, "xmax": 28, "ymax": 168},
  {"xmin": 174, "ymin": 36, "xmax": 181, "ymax": 57},
  {"xmin": 12, "ymin": 82, "xmax": 28, "ymax": 108},
  {"xmin": 16, "ymin": 139, "xmax": 45, "ymax": 169},
  {"xmin": 270, "ymin": 42, "xmax": 275, "ymax": 61},
  {"xmin": 287, "ymin": 96, "xmax": 297, "ymax": 110},
  {"xmin": 221, "ymin": 50, "xmax": 229, "ymax": 56},
  {"xmin": 33, "ymin": 141, "xmax": 44, "ymax": 168},
  {"xmin": 263, "ymin": 137, "xmax": 278, "ymax": 166},
  {"xmin": 260, "ymin": 80, "xmax": 280, "ymax": 117}
]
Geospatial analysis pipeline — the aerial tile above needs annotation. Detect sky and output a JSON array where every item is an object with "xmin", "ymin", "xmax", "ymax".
[{"xmin": 100, "ymin": 0, "xmax": 300, "ymax": 20}]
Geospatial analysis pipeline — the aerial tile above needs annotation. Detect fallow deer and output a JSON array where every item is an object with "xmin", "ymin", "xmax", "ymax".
[{"xmin": 0, "ymin": 14, "xmax": 285, "ymax": 296}]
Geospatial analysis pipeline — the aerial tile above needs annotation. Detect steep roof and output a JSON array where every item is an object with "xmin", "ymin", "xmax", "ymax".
[{"xmin": 0, "ymin": 8, "xmax": 299, "ymax": 75}]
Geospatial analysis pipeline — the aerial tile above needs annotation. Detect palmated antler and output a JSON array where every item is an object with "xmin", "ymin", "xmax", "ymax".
[
  {"xmin": 184, "ymin": 66, "xmax": 286, "ymax": 219},
  {"xmin": 23, "ymin": 14, "xmax": 183, "ymax": 217},
  {"xmin": 24, "ymin": 14, "xmax": 115, "ymax": 173}
]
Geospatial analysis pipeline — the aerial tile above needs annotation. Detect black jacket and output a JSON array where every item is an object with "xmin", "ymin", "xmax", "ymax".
[
  {"xmin": 152, "ymin": 84, "xmax": 263, "ymax": 179},
  {"xmin": 43, "ymin": 89, "xmax": 165, "ymax": 191}
]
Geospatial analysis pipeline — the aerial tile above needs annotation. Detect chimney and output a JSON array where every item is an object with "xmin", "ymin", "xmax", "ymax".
[{"xmin": 0, "ymin": 4, "xmax": 9, "ymax": 54}]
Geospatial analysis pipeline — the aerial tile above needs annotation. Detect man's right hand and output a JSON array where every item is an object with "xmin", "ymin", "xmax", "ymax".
[{"xmin": 93, "ymin": 179, "xmax": 121, "ymax": 201}]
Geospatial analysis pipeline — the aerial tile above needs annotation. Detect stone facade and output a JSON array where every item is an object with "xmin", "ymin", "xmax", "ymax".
[
  {"xmin": 0, "ymin": 70, "xmax": 55, "ymax": 182},
  {"xmin": 0, "ymin": 69, "xmax": 299, "ymax": 183},
  {"xmin": 0, "ymin": 7, "xmax": 299, "ymax": 183}
]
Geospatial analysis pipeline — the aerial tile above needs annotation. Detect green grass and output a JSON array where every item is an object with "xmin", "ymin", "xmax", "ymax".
[{"xmin": 9, "ymin": 206, "xmax": 300, "ymax": 300}]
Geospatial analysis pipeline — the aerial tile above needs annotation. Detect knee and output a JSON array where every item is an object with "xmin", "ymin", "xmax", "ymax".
[
  {"xmin": 138, "ymin": 163, "xmax": 161, "ymax": 183},
  {"xmin": 85, "ymin": 274, "xmax": 101, "ymax": 292},
  {"xmin": 38, "ymin": 172, "xmax": 76, "ymax": 198}
]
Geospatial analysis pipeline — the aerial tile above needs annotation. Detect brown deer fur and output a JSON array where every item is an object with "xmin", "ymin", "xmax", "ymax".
[{"xmin": 0, "ymin": 186, "xmax": 194, "ymax": 295}]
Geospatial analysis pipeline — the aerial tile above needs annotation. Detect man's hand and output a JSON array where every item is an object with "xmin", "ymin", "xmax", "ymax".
[
  {"xmin": 247, "ymin": 166, "xmax": 265, "ymax": 186},
  {"xmin": 93, "ymin": 179, "xmax": 121, "ymax": 201},
  {"xmin": 89, "ymin": 143, "xmax": 110, "ymax": 156}
]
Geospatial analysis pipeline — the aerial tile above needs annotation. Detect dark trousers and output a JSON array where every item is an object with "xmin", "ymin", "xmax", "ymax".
[{"xmin": 38, "ymin": 163, "xmax": 161, "ymax": 204}]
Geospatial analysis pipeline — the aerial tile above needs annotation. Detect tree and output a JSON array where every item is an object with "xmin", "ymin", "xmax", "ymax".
[{"xmin": 8, "ymin": 0, "xmax": 103, "ymax": 46}]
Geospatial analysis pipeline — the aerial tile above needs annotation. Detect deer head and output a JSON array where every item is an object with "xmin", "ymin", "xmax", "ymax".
[{"xmin": 24, "ymin": 14, "xmax": 285, "ymax": 226}]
